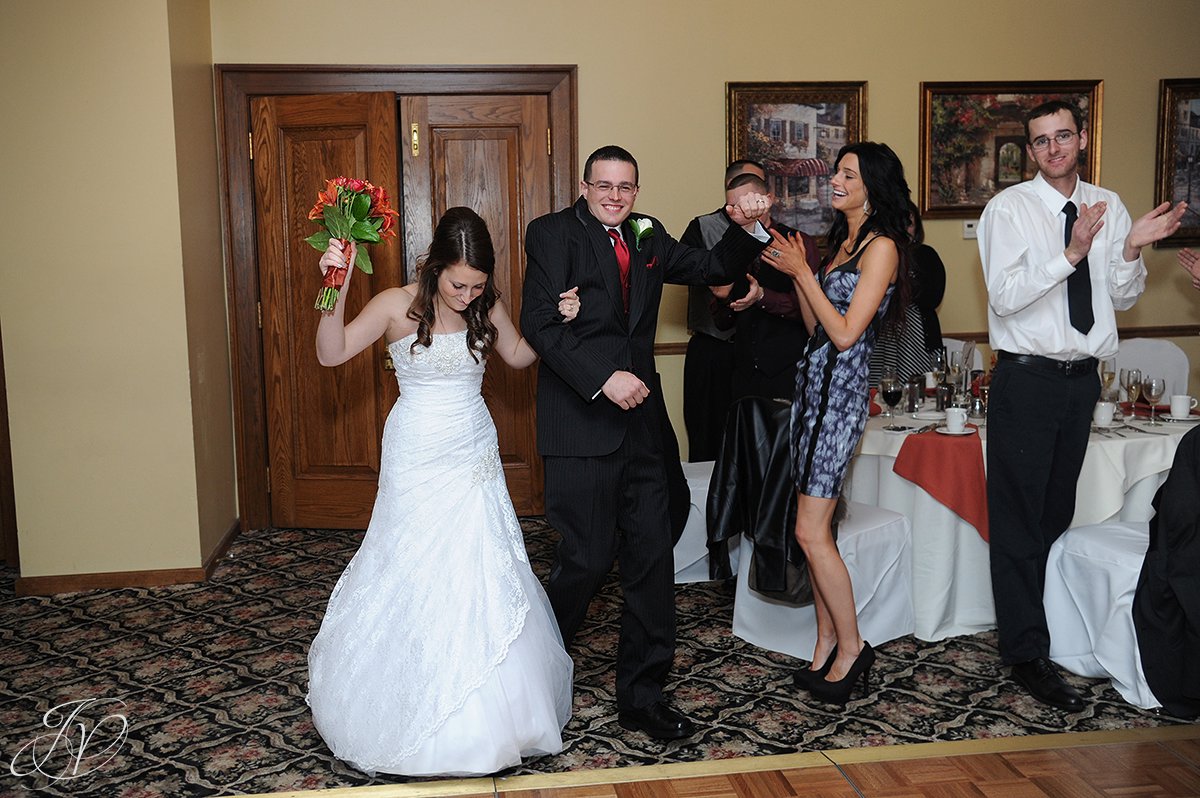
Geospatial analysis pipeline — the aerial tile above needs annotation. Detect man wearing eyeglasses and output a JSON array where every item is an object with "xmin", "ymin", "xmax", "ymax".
[
  {"xmin": 979, "ymin": 100, "xmax": 1187, "ymax": 713},
  {"xmin": 521, "ymin": 145, "xmax": 771, "ymax": 740}
]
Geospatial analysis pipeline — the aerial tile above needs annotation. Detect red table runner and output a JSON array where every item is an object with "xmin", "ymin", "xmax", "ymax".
[{"xmin": 892, "ymin": 425, "xmax": 989, "ymax": 541}]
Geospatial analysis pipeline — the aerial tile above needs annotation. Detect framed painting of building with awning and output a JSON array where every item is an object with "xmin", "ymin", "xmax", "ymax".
[
  {"xmin": 727, "ymin": 81, "xmax": 867, "ymax": 249},
  {"xmin": 918, "ymin": 80, "xmax": 1102, "ymax": 219},
  {"xmin": 1154, "ymin": 78, "xmax": 1200, "ymax": 247}
]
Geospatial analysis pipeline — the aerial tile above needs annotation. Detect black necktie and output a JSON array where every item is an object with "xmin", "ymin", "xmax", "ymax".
[{"xmin": 1063, "ymin": 201, "xmax": 1094, "ymax": 334}]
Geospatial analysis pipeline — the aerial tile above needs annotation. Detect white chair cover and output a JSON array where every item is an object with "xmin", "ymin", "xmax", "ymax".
[
  {"xmin": 673, "ymin": 461, "xmax": 739, "ymax": 582},
  {"xmin": 1116, "ymin": 338, "xmax": 1190, "ymax": 397},
  {"xmin": 1045, "ymin": 521, "xmax": 1160, "ymax": 710},
  {"xmin": 732, "ymin": 502, "xmax": 914, "ymax": 657},
  {"xmin": 941, "ymin": 337, "xmax": 984, "ymax": 371}
]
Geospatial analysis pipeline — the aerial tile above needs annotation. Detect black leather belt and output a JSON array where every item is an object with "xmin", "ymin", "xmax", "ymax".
[{"xmin": 997, "ymin": 350, "xmax": 1098, "ymax": 377}]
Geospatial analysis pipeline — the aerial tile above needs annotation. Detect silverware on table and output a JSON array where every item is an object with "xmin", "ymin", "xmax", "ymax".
[{"xmin": 1121, "ymin": 423, "xmax": 1167, "ymax": 436}]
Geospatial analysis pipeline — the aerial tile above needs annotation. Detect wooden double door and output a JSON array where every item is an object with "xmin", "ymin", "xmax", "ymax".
[{"xmin": 249, "ymin": 88, "xmax": 557, "ymax": 528}]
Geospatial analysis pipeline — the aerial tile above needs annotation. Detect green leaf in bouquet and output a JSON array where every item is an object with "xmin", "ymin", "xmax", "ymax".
[
  {"xmin": 351, "ymin": 220, "xmax": 381, "ymax": 243},
  {"xmin": 305, "ymin": 230, "xmax": 333, "ymax": 252},
  {"xmin": 323, "ymin": 205, "xmax": 352, "ymax": 239},
  {"xmin": 354, "ymin": 244, "xmax": 374, "ymax": 275},
  {"xmin": 351, "ymin": 192, "xmax": 372, "ymax": 221}
]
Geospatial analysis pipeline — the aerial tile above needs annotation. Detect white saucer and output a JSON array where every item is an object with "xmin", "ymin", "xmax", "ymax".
[
  {"xmin": 912, "ymin": 410, "xmax": 946, "ymax": 421},
  {"xmin": 935, "ymin": 426, "xmax": 976, "ymax": 436},
  {"xmin": 1161, "ymin": 414, "xmax": 1200, "ymax": 422},
  {"xmin": 1092, "ymin": 420, "xmax": 1123, "ymax": 429}
]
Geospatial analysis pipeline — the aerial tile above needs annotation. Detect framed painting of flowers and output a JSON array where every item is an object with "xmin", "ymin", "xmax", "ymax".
[{"xmin": 919, "ymin": 80, "xmax": 1102, "ymax": 218}]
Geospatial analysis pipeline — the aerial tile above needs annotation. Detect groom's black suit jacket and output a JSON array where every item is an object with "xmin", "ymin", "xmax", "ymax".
[{"xmin": 522, "ymin": 197, "xmax": 767, "ymax": 456}]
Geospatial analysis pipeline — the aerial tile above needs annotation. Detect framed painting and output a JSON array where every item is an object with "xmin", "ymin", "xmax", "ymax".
[
  {"xmin": 919, "ymin": 80, "xmax": 1102, "ymax": 218},
  {"xmin": 727, "ymin": 81, "xmax": 867, "ymax": 244},
  {"xmin": 1154, "ymin": 78, "xmax": 1200, "ymax": 247}
]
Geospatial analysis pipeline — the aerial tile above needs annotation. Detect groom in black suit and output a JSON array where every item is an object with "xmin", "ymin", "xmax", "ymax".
[{"xmin": 521, "ymin": 145, "xmax": 770, "ymax": 739}]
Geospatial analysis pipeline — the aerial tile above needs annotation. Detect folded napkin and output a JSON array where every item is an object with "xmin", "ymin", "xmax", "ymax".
[
  {"xmin": 868, "ymin": 387, "xmax": 881, "ymax": 417},
  {"xmin": 892, "ymin": 424, "xmax": 989, "ymax": 540},
  {"xmin": 1120, "ymin": 401, "xmax": 1182, "ymax": 418}
]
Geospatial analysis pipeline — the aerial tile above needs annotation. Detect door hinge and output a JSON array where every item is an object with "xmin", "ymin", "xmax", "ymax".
[
  {"xmin": 410, "ymin": 123, "xmax": 420, "ymax": 157},
  {"xmin": 265, "ymin": 466, "xmax": 271, "ymax": 493},
  {"xmin": 248, "ymin": 130, "xmax": 253, "ymax": 160},
  {"xmin": 547, "ymin": 127, "xmax": 552, "ymax": 156},
  {"xmin": 256, "ymin": 301, "xmax": 262, "ymax": 329}
]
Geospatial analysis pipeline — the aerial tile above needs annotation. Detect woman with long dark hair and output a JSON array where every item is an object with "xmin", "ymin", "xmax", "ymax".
[
  {"xmin": 763, "ymin": 142, "xmax": 914, "ymax": 705},
  {"xmin": 306, "ymin": 207, "xmax": 580, "ymax": 775}
]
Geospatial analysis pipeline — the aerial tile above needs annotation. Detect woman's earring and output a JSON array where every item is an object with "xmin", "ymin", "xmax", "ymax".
[{"xmin": 863, "ymin": 198, "xmax": 872, "ymax": 215}]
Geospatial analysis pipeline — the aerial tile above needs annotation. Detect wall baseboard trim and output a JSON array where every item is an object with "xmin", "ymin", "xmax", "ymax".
[
  {"xmin": 653, "ymin": 326, "xmax": 1200, "ymax": 356},
  {"xmin": 14, "ymin": 567, "xmax": 208, "ymax": 596},
  {"xmin": 203, "ymin": 519, "xmax": 242, "ymax": 578},
  {"xmin": 13, "ymin": 520, "xmax": 244, "ymax": 596}
]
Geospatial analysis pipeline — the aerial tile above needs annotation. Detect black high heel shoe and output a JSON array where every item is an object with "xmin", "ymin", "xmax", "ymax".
[
  {"xmin": 792, "ymin": 645, "xmax": 837, "ymax": 690},
  {"xmin": 809, "ymin": 642, "xmax": 875, "ymax": 706}
]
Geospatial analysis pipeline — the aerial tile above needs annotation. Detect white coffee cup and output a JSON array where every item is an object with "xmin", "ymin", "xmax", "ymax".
[
  {"xmin": 945, "ymin": 406, "xmax": 968, "ymax": 433},
  {"xmin": 1170, "ymin": 394, "xmax": 1197, "ymax": 418},
  {"xmin": 1092, "ymin": 401, "xmax": 1116, "ymax": 427}
]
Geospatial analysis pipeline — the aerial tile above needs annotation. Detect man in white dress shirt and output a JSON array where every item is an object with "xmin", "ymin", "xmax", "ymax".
[{"xmin": 979, "ymin": 100, "xmax": 1187, "ymax": 712}]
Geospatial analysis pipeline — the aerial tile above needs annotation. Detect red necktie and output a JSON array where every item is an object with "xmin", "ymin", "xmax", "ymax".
[{"xmin": 608, "ymin": 229, "xmax": 631, "ymax": 312}]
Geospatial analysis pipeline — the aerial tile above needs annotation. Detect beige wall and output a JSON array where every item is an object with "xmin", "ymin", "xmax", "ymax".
[
  {"xmin": 1, "ymin": 0, "xmax": 1197, "ymax": 577},
  {"xmin": 210, "ymin": 0, "xmax": 1200, "ymax": 457},
  {"xmin": 168, "ymin": 0, "xmax": 238, "ymax": 559},
  {"xmin": 0, "ymin": 0, "xmax": 234, "ymax": 578}
]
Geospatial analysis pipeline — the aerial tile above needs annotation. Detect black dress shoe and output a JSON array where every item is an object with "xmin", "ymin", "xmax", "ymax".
[
  {"xmin": 1009, "ymin": 657, "xmax": 1085, "ymax": 712},
  {"xmin": 617, "ymin": 701, "xmax": 697, "ymax": 740}
]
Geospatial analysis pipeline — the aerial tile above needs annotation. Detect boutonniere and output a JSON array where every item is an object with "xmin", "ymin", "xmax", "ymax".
[
  {"xmin": 646, "ymin": 256, "xmax": 658, "ymax": 270},
  {"xmin": 629, "ymin": 217, "xmax": 654, "ymax": 252}
]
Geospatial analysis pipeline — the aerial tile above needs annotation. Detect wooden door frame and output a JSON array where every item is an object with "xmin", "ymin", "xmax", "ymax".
[{"xmin": 215, "ymin": 65, "xmax": 578, "ymax": 531}]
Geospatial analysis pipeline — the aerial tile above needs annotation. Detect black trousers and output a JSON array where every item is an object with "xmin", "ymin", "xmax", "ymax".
[
  {"xmin": 986, "ymin": 358, "xmax": 1099, "ymax": 664},
  {"xmin": 543, "ymin": 407, "xmax": 675, "ymax": 711},
  {"xmin": 683, "ymin": 332, "xmax": 735, "ymax": 462}
]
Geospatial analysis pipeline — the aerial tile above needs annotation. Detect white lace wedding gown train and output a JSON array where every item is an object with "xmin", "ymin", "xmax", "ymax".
[{"xmin": 307, "ymin": 331, "xmax": 573, "ymax": 777}]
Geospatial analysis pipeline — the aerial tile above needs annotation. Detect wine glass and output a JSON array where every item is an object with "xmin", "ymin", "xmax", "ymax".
[
  {"xmin": 1142, "ymin": 376, "xmax": 1166, "ymax": 426},
  {"xmin": 948, "ymin": 350, "xmax": 962, "ymax": 390},
  {"xmin": 931, "ymin": 348, "xmax": 947, "ymax": 386},
  {"xmin": 1122, "ymin": 367, "xmax": 1142, "ymax": 419},
  {"xmin": 1099, "ymin": 358, "xmax": 1117, "ymax": 402},
  {"xmin": 879, "ymin": 373, "xmax": 903, "ymax": 424}
]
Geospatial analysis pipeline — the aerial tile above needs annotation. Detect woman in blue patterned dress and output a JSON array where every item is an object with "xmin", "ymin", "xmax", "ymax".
[{"xmin": 762, "ymin": 142, "xmax": 913, "ymax": 705}]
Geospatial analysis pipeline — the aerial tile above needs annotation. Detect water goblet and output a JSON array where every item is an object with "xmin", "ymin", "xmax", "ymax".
[{"xmin": 1142, "ymin": 376, "xmax": 1166, "ymax": 426}]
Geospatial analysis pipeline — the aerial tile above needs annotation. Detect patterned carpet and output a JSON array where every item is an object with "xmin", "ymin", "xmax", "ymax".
[{"xmin": 0, "ymin": 519, "xmax": 1189, "ymax": 796}]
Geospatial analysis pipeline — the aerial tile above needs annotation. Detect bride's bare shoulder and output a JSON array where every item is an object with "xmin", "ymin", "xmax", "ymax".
[{"xmin": 372, "ymin": 286, "xmax": 419, "ymax": 340}]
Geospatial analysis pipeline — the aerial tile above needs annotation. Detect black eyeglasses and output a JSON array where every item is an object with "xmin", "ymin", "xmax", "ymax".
[
  {"xmin": 1029, "ymin": 130, "xmax": 1078, "ymax": 150},
  {"xmin": 584, "ymin": 181, "xmax": 638, "ymax": 196}
]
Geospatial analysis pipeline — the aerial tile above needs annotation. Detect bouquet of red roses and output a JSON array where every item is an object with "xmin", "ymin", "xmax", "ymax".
[{"xmin": 305, "ymin": 177, "xmax": 400, "ymax": 312}]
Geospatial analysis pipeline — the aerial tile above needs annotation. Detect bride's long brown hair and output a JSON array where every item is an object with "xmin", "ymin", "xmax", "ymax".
[{"xmin": 405, "ymin": 207, "xmax": 498, "ymax": 361}]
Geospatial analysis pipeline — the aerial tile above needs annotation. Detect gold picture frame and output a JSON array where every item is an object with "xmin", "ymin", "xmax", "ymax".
[
  {"xmin": 726, "ymin": 81, "xmax": 867, "ymax": 245},
  {"xmin": 919, "ymin": 80, "xmax": 1102, "ymax": 218},
  {"xmin": 1154, "ymin": 78, "xmax": 1200, "ymax": 247}
]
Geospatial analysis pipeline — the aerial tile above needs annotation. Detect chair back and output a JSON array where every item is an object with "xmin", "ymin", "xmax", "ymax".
[
  {"xmin": 1116, "ymin": 338, "xmax": 1190, "ymax": 397},
  {"xmin": 941, "ymin": 337, "xmax": 984, "ymax": 371}
]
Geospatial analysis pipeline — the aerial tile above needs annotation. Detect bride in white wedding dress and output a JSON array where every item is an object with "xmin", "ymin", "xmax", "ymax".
[{"xmin": 306, "ymin": 207, "xmax": 578, "ymax": 777}]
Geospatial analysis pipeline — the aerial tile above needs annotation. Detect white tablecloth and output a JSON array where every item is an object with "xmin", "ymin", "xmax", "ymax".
[{"xmin": 846, "ymin": 410, "xmax": 1188, "ymax": 641}]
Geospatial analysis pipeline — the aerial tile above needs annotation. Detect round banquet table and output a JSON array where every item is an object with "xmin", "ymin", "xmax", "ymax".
[{"xmin": 845, "ymin": 407, "xmax": 1189, "ymax": 641}]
